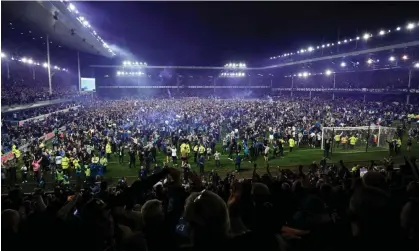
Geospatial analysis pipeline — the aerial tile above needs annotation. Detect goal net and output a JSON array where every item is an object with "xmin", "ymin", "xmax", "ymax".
[{"xmin": 321, "ymin": 126, "xmax": 398, "ymax": 153}]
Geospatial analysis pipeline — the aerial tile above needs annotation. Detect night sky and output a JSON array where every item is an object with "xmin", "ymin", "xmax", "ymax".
[{"xmin": 2, "ymin": 1, "xmax": 419, "ymax": 66}]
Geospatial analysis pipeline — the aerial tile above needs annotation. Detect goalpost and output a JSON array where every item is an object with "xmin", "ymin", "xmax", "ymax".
[{"xmin": 321, "ymin": 125, "xmax": 398, "ymax": 152}]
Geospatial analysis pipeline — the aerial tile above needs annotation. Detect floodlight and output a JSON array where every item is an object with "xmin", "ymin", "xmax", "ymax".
[
  {"xmin": 363, "ymin": 33, "xmax": 370, "ymax": 40},
  {"xmin": 83, "ymin": 20, "xmax": 89, "ymax": 26},
  {"xmin": 317, "ymin": 46, "xmax": 320, "ymax": 49},
  {"xmin": 343, "ymin": 40, "xmax": 347, "ymax": 43},
  {"xmin": 126, "ymin": 61, "xmax": 131, "ymax": 65},
  {"xmin": 22, "ymin": 58, "xmax": 27, "ymax": 63},
  {"xmin": 27, "ymin": 59, "xmax": 33, "ymax": 64},
  {"xmin": 389, "ymin": 56, "xmax": 395, "ymax": 62},
  {"xmin": 396, "ymin": 27, "xmax": 401, "ymax": 31},
  {"xmin": 69, "ymin": 3, "xmax": 76, "ymax": 11},
  {"xmin": 356, "ymin": 37, "xmax": 360, "ymax": 40},
  {"xmin": 1, "ymin": 52, "xmax": 5, "ymax": 58},
  {"xmin": 302, "ymin": 72, "xmax": 308, "ymax": 77},
  {"xmin": 79, "ymin": 16, "xmax": 85, "ymax": 21},
  {"xmin": 340, "ymin": 62, "xmax": 346, "ymax": 67},
  {"xmin": 321, "ymin": 45, "xmax": 325, "ymax": 48},
  {"xmin": 117, "ymin": 71, "xmax": 121, "ymax": 75},
  {"xmin": 43, "ymin": 63, "xmax": 48, "ymax": 68},
  {"xmin": 308, "ymin": 47, "xmax": 313, "ymax": 52},
  {"xmin": 242, "ymin": 63, "xmax": 246, "ymax": 67},
  {"xmin": 379, "ymin": 30, "xmax": 385, "ymax": 35},
  {"xmin": 338, "ymin": 41, "xmax": 341, "ymax": 45},
  {"xmin": 325, "ymin": 69, "xmax": 332, "ymax": 76},
  {"xmin": 326, "ymin": 44, "xmax": 330, "ymax": 47},
  {"xmin": 367, "ymin": 59, "xmax": 373, "ymax": 64},
  {"xmin": 54, "ymin": 66, "xmax": 58, "ymax": 69},
  {"xmin": 402, "ymin": 55, "xmax": 408, "ymax": 60},
  {"xmin": 414, "ymin": 62, "xmax": 419, "ymax": 68},
  {"xmin": 407, "ymin": 23, "xmax": 415, "ymax": 30},
  {"xmin": 298, "ymin": 73, "xmax": 302, "ymax": 77}
]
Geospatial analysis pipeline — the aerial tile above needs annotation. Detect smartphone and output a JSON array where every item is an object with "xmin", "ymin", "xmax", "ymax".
[{"xmin": 73, "ymin": 209, "xmax": 78, "ymax": 215}]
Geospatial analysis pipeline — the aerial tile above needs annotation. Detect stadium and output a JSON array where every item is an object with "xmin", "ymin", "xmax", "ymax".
[{"xmin": 1, "ymin": 2, "xmax": 419, "ymax": 251}]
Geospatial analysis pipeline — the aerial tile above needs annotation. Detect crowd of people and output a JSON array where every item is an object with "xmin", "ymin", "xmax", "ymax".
[
  {"xmin": 2, "ymin": 155, "xmax": 419, "ymax": 251},
  {"xmin": 1, "ymin": 95, "xmax": 419, "ymax": 251}
]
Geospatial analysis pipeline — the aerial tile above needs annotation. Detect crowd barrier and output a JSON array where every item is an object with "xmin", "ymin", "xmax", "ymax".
[
  {"xmin": 18, "ymin": 106, "xmax": 80, "ymax": 126},
  {"xmin": 1, "ymin": 126, "xmax": 67, "ymax": 163}
]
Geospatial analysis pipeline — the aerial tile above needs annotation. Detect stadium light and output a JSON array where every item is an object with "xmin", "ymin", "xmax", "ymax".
[
  {"xmin": 302, "ymin": 72, "xmax": 309, "ymax": 78},
  {"xmin": 379, "ymin": 30, "xmax": 385, "ymax": 36},
  {"xmin": 1, "ymin": 52, "xmax": 5, "ymax": 58},
  {"xmin": 340, "ymin": 62, "xmax": 346, "ymax": 67},
  {"xmin": 402, "ymin": 55, "xmax": 408, "ymax": 60},
  {"xmin": 325, "ymin": 69, "xmax": 333, "ymax": 76},
  {"xmin": 407, "ymin": 23, "xmax": 415, "ymax": 30},
  {"xmin": 21, "ymin": 57, "xmax": 27, "ymax": 63},
  {"xmin": 367, "ymin": 59, "xmax": 373, "ymax": 64},
  {"xmin": 396, "ymin": 27, "xmax": 401, "ymax": 31},
  {"xmin": 363, "ymin": 33, "xmax": 371, "ymax": 40},
  {"xmin": 43, "ymin": 63, "xmax": 48, "ymax": 68},
  {"xmin": 27, "ymin": 59, "xmax": 33, "ymax": 64},
  {"xmin": 414, "ymin": 62, "xmax": 419, "ymax": 68},
  {"xmin": 307, "ymin": 46, "xmax": 314, "ymax": 52},
  {"xmin": 69, "ymin": 3, "xmax": 76, "ymax": 11},
  {"xmin": 389, "ymin": 56, "xmax": 396, "ymax": 62}
]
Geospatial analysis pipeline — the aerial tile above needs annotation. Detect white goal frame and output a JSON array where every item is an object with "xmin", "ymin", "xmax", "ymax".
[{"xmin": 321, "ymin": 125, "xmax": 396, "ymax": 150}]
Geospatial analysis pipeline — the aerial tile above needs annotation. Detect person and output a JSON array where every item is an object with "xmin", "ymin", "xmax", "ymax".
[
  {"xmin": 32, "ymin": 157, "xmax": 42, "ymax": 182},
  {"xmin": 171, "ymin": 145, "xmax": 177, "ymax": 165},
  {"xmin": 100, "ymin": 155, "xmax": 108, "ymax": 173},
  {"xmin": 55, "ymin": 168, "xmax": 64, "ymax": 184},
  {"xmin": 62, "ymin": 154, "xmax": 70, "ymax": 177},
  {"xmin": 264, "ymin": 144, "xmax": 270, "ymax": 162},
  {"xmin": 20, "ymin": 164, "xmax": 28, "ymax": 183},
  {"xmin": 105, "ymin": 142, "xmax": 112, "ymax": 160},
  {"xmin": 407, "ymin": 137, "xmax": 412, "ymax": 152},
  {"xmin": 341, "ymin": 135, "xmax": 348, "ymax": 150},
  {"xmin": 289, "ymin": 137, "xmax": 295, "ymax": 153},
  {"xmin": 349, "ymin": 135, "xmax": 357, "ymax": 150},
  {"xmin": 198, "ymin": 154, "xmax": 205, "ymax": 174},
  {"xmin": 118, "ymin": 145, "xmax": 124, "ymax": 164},
  {"xmin": 334, "ymin": 133, "xmax": 341, "ymax": 148},
  {"xmin": 214, "ymin": 151, "xmax": 221, "ymax": 168},
  {"xmin": 324, "ymin": 138, "xmax": 331, "ymax": 158},
  {"xmin": 235, "ymin": 153, "xmax": 241, "ymax": 172}
]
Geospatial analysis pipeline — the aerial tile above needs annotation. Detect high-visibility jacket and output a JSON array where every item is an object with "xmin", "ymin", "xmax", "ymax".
[
  {"xmin": 85, "ymin": 166, "xmax": 91, "ymax": 177},
  {"xmin": 341, "ymin": 137, "xmax": 347, "ymax": 144},
  {"xmin": 62, "ymin": 157, "xmax": 69, "ymax": 169},
  {"xmin": 199, "ymin": 146, "xmax": 205, "ymax": 154},
  {"xmin": 334, "ymin": 134, "xmax": 341, "ymax": 142},
  {"xmin": 92, "ymin": 157, "xmax": 99, "ymax": 164},
  {"xmin": 56, "ymin": 170, "xmax": 64, "ymax": 181},
  {"xmin": 396, "ymin": 139, "xmax": 402, "ymax": 147},
  {"xmin": 106, "ymin": 144, "xmax": 112, "ymax": 154},
  {"xmin": 289, "ymin": 139, "xmax": 295, "ymax": 147},
  {"xmin": 193, "ymin": 145, "xmax": 199, "ymax": 152},
  {"xmin": 100, "ymin": 157, "xmax": 108, "ymax": 166},
  {"xmin": 349, "ymin": 136, "xmax": 357, "ymax": 145}
]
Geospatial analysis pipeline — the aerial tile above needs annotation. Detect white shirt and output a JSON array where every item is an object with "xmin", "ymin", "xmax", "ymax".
[
  {"xmin": 214, "ymin": 152, "xmax": 220, "ymax": 160},
  {"xmin": 55, "ymin": 155, "xmax": 62, "ymax": 165},
  {"xmin": 171, "ymin": 148, "xmax": 177, "ymax": 157},
  {"xmin": 265, "ymin": 146, "xmax": 270, "ymax": 154}
]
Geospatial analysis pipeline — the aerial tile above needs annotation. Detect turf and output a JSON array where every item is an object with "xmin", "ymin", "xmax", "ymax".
[{"xmin": 103, "ymin": 143, "xmax": 413, "ymax": 180}]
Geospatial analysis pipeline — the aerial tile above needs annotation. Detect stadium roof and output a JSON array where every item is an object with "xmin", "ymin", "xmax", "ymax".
[{"xmin": 3, "ymin": 1, "xmax": 115, "ymax": 58}]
